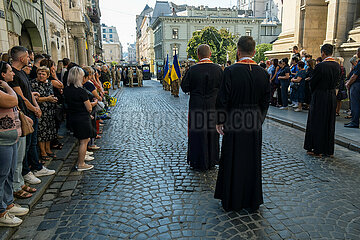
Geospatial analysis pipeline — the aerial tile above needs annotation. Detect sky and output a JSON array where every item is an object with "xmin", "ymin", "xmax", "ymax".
[{"xmin": 99, "ymin": 0, "xmax": 237, "ymax": 53}]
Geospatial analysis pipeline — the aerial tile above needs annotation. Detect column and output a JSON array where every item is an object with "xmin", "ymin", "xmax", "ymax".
[
  {"xmin": 0, "ymin": 1, "xmax": 9, "ymax": 52},
  {"xmin": 77, "ymin": 37, "xmax": 87, "ymax": 66}
]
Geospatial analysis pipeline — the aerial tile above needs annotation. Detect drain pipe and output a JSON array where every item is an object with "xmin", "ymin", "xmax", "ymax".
[{"xmin": 40, "ymin": 0, "xmax": 49, "ymax": 53}]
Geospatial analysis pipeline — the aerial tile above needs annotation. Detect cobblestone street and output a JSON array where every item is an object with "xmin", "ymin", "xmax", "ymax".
[{"xmin": 11, "ymin": 80, "xmax": 360, "ymax": 240}]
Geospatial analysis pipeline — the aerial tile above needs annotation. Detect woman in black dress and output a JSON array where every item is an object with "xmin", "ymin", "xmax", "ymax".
[
  {"xmin": 64, "ymin": 67, "xmax": 94, "ymax": 171},
  {"xmin": 30, "ymin": 66, "xmax": 58, "ymax": 162}
]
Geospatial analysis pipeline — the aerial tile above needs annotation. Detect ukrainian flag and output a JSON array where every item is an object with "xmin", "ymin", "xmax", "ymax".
[
  {"xmin": 170, "ymin": 51, "xmax": 181, "ymax": 82},
  {"xmin": 163, "ymin": 54, "xmax": 170, "ymax": 85}
]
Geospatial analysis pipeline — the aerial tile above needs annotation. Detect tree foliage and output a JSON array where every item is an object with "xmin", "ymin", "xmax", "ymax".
[
  {"xmin": 253, "ymin": 43, "xmax": 272, "ymax": 63},
  {"xmin": 187, "ymin": 27, "xmax": 237, "ymax": 64}
]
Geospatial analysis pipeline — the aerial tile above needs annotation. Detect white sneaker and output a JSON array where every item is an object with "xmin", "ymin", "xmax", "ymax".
[
  {"xmin": 0, "ymin": 212, "xmax": 22, "ymax": 227},
  {"xmin": 23, "ymin": 172, "xmax": 41, "ymax": 185},
  {"xmin": 85, "ymin": 155, "xmax": 94, "ymax": 161},
  {"xmin": 293, "ymin": 104, "xmax": 299, "ymax": 108},
  {"xmin": 279, "ymin": 107, "xmax": 289, "ymax": 110},
  {"xmin": 289, "ymin": 104, "xmax": 294, "ymax": 107},
  {"xmin": 86, "ymin": 151, "xmax": 93, "ymax": 156},
  {"xmin": 33, "ymin": 167, "xmax": 55, "ymax": 177},
  {"xmin": 77, "ymin": 164, "xmax": 94, "ymax": 172},
  {"xmin": 294, "ymin": 108, "xmax": 302, "ymax": 112},
  {"xmin": 7, "ymin": 203, "xmax": 29, "ymax": 216}
]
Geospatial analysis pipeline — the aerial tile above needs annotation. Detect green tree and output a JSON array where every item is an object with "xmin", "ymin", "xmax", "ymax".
[
  {"xmin": 253, "ymin": 43, "xmax": 272, "ymax": 63},
  {"xmin": 186, "ymin": 27, "xmax": 237, "ymax": 64}
]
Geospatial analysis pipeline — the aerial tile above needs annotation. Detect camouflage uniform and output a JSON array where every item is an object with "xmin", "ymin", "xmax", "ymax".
[
  {"xmin": 111, "ymin": 68, "xmax": 116, "ymax": 89},
  {"xmin": 116, "ymin": 68, "xmax": 122, "ymax": 88},
  {"xmin": 171, "ymin": 78, "xmax": 179, "ymax": 97},
  {"xmin": 136, "ymin": 67, "xmax": 143, "ymax": 87},
  {"xmin": 128, "ymin": 67, "xmax": 134, "ymax": 87}
]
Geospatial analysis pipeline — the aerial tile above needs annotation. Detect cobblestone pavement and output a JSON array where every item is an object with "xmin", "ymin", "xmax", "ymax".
[{"xmin": 11, "ymin": 80, "xmax": 360, "ymax": 240}]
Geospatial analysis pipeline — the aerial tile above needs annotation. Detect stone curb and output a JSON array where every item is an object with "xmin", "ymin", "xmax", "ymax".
[
  {"xmin": 0, "ymin": 135, "xmax": 76, "ymax": 240},
  {"xmin": 267, "ymin": 114, "xmax": 360, "ymax": 153}
]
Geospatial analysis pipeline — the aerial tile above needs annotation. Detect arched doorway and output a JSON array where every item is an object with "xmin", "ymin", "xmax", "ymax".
[
  {"xmin": 19, "ymin": 20, "xmax": 43, "ymax": 52},
  {"xmin": 51, "ymin": 42, "xmax": 58, "ymax": 62}
]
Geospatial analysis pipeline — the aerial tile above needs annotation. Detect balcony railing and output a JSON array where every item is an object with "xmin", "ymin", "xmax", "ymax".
[{"xmin": 86, "ymin": 6, "xmax": 100, "ymax": 23}]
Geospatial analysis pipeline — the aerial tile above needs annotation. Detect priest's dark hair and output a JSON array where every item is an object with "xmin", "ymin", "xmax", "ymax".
[
  {"xmin": 321, "ymin": 44, "xmax": 334, "ymax": 56},
  {"xmin": 237, "ymin": 36, "xmax": 255, "ymax": 55},
  {"xmin": 197, "ymin": 44, "xmax": 211, "ymax": 59}
]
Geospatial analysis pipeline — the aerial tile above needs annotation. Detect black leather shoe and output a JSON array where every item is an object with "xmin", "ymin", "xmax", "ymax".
[{"xmin": 344, "ymin": 123, "xmax": 359, "ymax": 128}]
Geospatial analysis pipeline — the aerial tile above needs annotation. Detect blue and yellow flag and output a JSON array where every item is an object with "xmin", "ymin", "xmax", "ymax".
[
  {"xmin": 163, "ymin": 54, "xmax": 170, "ymax": 85},
  {"xmin": 170, "ymin": 51, "xmax": 181, "ymax": 82}
]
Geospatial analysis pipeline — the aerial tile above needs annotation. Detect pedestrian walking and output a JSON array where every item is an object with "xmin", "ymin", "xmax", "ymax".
[
  {"xmin": 180, "ymin": 44, "xmax": 223, "ymax": 171},
  {"xmin": 304, "ymin": 44, "xmax": 340, "ymax": 156},
  {"xmin": 214, "ymin": 36, "xmax": 270, "ymax": 212}
]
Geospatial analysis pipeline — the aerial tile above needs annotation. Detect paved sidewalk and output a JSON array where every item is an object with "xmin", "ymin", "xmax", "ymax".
[{"xmin": 267, "ymin": 106, "xmax": 360, "ymax": 153}]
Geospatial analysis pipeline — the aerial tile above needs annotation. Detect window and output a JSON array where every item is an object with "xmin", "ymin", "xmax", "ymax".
[
  {"xmin": 109, "ymin": 29, "xmax": 113, "ymax": 33},
  {"xmin": 103, "ymin": 34, "xmax": 106, "ymax": 39},
  {"xmin": 246, "ymin": 30, "xmax": 252, "ymax": 36},
  {"xmin": 109, "ymin": 34, "xmax": 113, "ymax": 38},
  {"xmin": 172, "ymin": 46, "xmax": 179, "ymax": 56},
  {"xmin": 172, "ymin": 28, "xmax": 179, "ymax": 39},
  {"xmin": 102, "ymin": 29, "xmax": 106, "ymax": 33},
  {"xmin": 110, "ymin": 50, "xmax": 112, "ymax": 53}
]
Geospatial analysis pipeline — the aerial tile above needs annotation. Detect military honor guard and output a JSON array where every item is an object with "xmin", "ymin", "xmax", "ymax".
[
  {"xmin": 214, "ymin": 36, "xmax": 271, "ymax": 211},
  {"xmin": 181, "ymin": 44, "xmax": 223, "ymax": 171},
  {"xmin": 128, "ymin": 67, "xmax": 134, "ymax": 88}
]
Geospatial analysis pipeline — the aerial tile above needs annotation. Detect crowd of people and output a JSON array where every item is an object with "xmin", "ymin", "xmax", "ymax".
[
  {"xmin": 261, "ymin": 46, "xmax": 360, "ymax": 129},
  {"xmin": 0, "ymin": 46, "xmax": 116, "ymax": 227}
]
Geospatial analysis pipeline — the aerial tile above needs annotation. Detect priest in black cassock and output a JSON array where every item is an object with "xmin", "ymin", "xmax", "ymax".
[
  {"xmin": 304, "ymin": 44, "xmax": 340, "ymax": 156},
  {"xmin": 214, "ymin": 36, "xmax": 270, "ymax": 211},
  {"xmin": 180, "ymin": 44, "xmax": 223, "ymax": 171}
]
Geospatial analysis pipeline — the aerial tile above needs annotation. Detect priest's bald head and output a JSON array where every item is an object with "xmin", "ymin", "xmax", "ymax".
[
  {"xmin": 197, "ymin": 44, "xmax": 211, "ymax": 60},
  {"xmin": 237, "ymin": 36, "xmax": 256, "ymax": 58}
]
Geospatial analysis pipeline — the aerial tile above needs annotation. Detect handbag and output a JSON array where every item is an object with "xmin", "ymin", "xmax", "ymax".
[{"xmin": 17, "ymin": 107, "xmax": 34, "ymax": 137}]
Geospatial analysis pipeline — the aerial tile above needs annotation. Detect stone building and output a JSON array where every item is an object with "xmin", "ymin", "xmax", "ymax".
[
  {"xmin": 46, "ymin": 0, "xmax": 69, "ymax": 63},
  {"xmin": 101, "ymin": 24, "xmax": 123, "ymax": 64},
  {"xmin": 150, "ymin": 2, "xmax": 278, "ymax": 70},
  {"xmin": 0, "ymin": 0, "xmax": 101, "ymax": 66},
  {"xmin": 137, "ymin": 11, "xmax": 155, "ymax": 73},
  {"xmin": 101, "ymin": 23, "xmax": 120, "ymax": 43},
  {"xmin": 128, "ymin": 43, "xmax": 136, "ymax": 64},
  {"xmin": 102, "ymin": 41, "xmax": 122, "ymax": 64},
  {"xmin": 266, "ymin": 0, "xmax": 360, "ymax": 71},
  {"xmin": 3, "ymin": 0, "xmax": 48, "ymax": 53}
]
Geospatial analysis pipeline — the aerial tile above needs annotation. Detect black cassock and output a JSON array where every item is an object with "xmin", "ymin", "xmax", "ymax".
[
  {"xmin": 304, "ymin": 60, "xmax": 340, "ymax": 155},
  {"xmin": 181, "ymin": 63, "xmax": 223, "ymax": 170},
  {"xmin": 214, "ymin": 63, "xmax": 270, "ymax": 211}
]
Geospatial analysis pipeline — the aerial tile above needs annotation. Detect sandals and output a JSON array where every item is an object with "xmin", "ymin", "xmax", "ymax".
[
  {"xmin": 345, "ymin": 115, "xmax": 352, "ymax": 119},
  {"xmin": 22, "ymin": 185, "xmax": 37, "ymax": 193},
  {"xmin": 47, "ymin": 152, "xmax": 57, "ymax": 159},
  {"xmin": 41, "ymin": 155, "xmax": 52, "ymax": 164},
  {"xmin": 13, "ymin": 190, "xmax": 32, "ymax": 199},
  {"xmin": 51, "ymin": 144, "xmax": 63, "ymax": 150}
]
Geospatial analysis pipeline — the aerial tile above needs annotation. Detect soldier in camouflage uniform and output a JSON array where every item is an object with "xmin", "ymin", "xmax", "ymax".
[
  {"xmin": 111, "ymin": 67, "xmax": 116, "ymax": 89},
  {"xmin": 116, "ymin": 67, "xmax": 122, "ymax": 88},
  {"xmin": 136, "ymin": 66, "xmax": 143, "ymax": 87},
  {"xmin": 128, "ymin": 67, "xmax": 134, "ymax": 87}
]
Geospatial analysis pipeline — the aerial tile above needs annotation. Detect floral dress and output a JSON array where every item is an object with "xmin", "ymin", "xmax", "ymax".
[{"xmin": 30, "ymin": 79, "xmax": 57, "ymax": 142}]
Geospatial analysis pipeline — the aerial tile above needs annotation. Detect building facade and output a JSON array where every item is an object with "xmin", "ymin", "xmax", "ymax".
[
  {"xmin": 128, "ymin": 43, "xmax": 136, "ymax": 64},
  {"xmin": 0, "ymin": 0, "xmax": 102, "ymax": 66},
  {"xmin": 266, "ymin": 0, "xmax": 360, "ymax": 71},
  {"xmin": 150, "ymin": 4, "xmax": 275, "ymax": 69},
  {"xmin": 238, "ymin": 0, "xmax": 282, "ymax": 22},
  {"xmin": 101, "ymin": 23, "xmax": 122, "ymax": 64},
  {"xmin": 138, "ymin": 16, "xmax": 155, "ymax": 73},
  {"xmin": 101, "ymin": 24, "xmax": 120, "ymax": 43},
  {"xmin": 102, "ymin": 42, "xmax": 122, "ymax": 64}
]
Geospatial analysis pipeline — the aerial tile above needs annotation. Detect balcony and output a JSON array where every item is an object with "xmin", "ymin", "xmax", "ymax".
[{"xmin": 86, "ymin": 6, "xmax": 100, "ymax": 23}]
